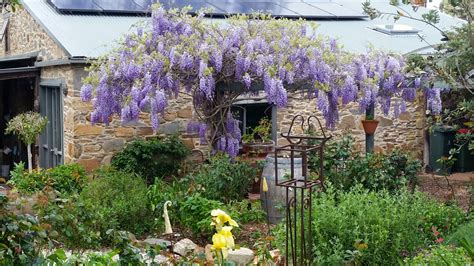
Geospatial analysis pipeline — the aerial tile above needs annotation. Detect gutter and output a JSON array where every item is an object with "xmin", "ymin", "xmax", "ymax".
[{"xmin": 35, "ymin": 57, "xmax": 89, "ymax": 67}]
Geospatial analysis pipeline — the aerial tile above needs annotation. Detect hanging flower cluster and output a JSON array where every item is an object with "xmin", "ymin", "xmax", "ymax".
[{"xmin": 81, "ymin": 5, "xmax": 440, "ymax": 157}]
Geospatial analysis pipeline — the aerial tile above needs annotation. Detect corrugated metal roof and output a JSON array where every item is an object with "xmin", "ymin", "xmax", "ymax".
[
  {"xmin": 22, "ymin": 0, "xmax": 145, "ymax": 58},
  {"xmin": 21, "ymin": 0, "xmax": 465, "ymax": 58}
]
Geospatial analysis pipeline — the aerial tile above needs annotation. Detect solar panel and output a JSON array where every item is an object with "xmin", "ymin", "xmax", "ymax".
[
  {"xmin": 161, "ymin": 0, "xmax": 224, "ymax": 14},
  {"xmin": 47, "ymin": 0, "xmax": 102, "ymax": 13},
  {"xmin": 304, "ymin": 2, "xmax": 367, "ymax": 19},
  {"xmin": 206, "ymin": 1, "xmax": 299, "ymax": 17},
  {"xmin": 46, "ymin": 0, "xmax": 367, "ymax": 19},
  {"xmin": 93, "ymin": 0, "xmax": 146, "ymax": 14},
  {"xmin": 276, "ymin": 2, "xmax": 335, "ymax": 19}
]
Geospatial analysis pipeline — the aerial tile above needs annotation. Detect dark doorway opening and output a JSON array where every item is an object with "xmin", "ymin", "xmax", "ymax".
[
  {"xmin": 231, "ymin": 102, "xmax": 273, "ymax": 139},
  {"xmin": 0, "ymin": 77, "xmax": 35, "ymax": 179}
]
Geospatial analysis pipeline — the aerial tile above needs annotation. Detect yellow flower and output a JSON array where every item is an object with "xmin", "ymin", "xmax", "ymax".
[
  {"xmin": 212, "ymin": 233, "xmax": 227, "ymax": 250},
  {"xmin": 262, "ymin": 177, "xmax": 268, "ymax": 192},
  {"xmin": 211, "ymin": 226, "xmax": 235, "ymax": 259},
  {"xmin": 219, "ymin": 226, "xmax": 235, "ymax": 249},
  {"xmin": 211, "ymin": 209, "xmax": 238, "ymax": 229}
]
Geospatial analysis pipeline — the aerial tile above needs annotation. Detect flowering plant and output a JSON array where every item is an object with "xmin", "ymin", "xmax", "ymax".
[
  {"xmin": 210, "ymin": 209, "xmax": 238, "ymax": 264},
  {"xmin": 81, "ymin": 5, "xmax": 434, "ymax": 158}
]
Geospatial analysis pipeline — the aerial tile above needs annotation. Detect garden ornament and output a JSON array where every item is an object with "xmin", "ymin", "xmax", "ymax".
[{"xmin": 163, "ymin": 201, "xmax": 173, "ymax": 234}]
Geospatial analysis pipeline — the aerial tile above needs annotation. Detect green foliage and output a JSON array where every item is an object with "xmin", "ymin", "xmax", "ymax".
[
  {"xmin": 273, "ymin": 186, "xmax": 466, "ymax": 265},
  {"xmin": 309, "ymin": 135, "xmax": 421, "ymax": 192},
  {"xmin": 0, "ymin": 195, "xmax": 50, "ymax": 265},
  {"xmin": 38, "ymin": 168, "xmax": 152, "ymax": 249},
  {"xmin": 190, "ymin": 154, "xmax": 256, "ymax": 202},
  {"xmin": 111, "ymin": 136, "xmax": 190, "ymax": 184},
  {"xmin": 80, "ymin": 167, "xmax": 152, "ymax": 236},
  {"xmin": 226, "ymin": 200, "xmax": 266, "ymax": 224},
  {"xmin": 8, "ymin": 163, "xmax": 87, "ymax": 195},
  {"xmin": 147, "ymin": 178, "xmax": 189, "ymax": 231},
  {"xmin": 404, "ymin": 245, "xmax": 472, "ymax": 265},
  {"xmin": 242, "ymin": 117, "xmax": 272, "ymax": 143},
  {"xmin": 446, "ymin": 219, "xmax": 474, "ymax": 246},
  {"xmin": 5, "ymin": 111, "xmax": 47, "ymax": 145},
  {"xmin": 177, "ymin": 195, "xmax": 224, "ymax": 236},
  {"xmin": 37, "ymin": 194, "xmax": 103, "ymax": 249}
]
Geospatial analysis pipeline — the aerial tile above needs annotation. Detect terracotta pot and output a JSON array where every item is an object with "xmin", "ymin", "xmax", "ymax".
[{"xmin": 361, "ymin": 120, "xmax": 379, "ymax": 135}]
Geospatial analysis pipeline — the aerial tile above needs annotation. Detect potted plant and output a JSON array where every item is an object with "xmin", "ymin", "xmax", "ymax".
[
  {"xmin": 5, "ymin": 112, "xmax": 48, "ymax": 173},
  {"xmin": 361, "ymin": 114, "xmax": 379, "ymax": 135},
  {"xmin": 241, "ymin": 117, "xmax": 275, "ymax": 157}
]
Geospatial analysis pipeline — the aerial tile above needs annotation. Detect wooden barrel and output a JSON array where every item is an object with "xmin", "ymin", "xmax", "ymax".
[{"xmin": 261, "ymin": 156, "xmax": 302, "ymax": 224}]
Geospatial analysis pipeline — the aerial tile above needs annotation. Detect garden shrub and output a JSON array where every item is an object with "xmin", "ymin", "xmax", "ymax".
[
  {"xmin": 273, "ymin": 185, "xmax": 466, "ymax": 265},
  {"xmin": 404, "ymin": 245, "xmax": 472, "ymax": 265},
  {"xmin": 446, "ymin": 219, "xmax": 474, "ymax": 246},
  {"xmin": 190, "ymin": 154, "xmax": 256, "ymax": 202},
  {"xmin": 80, "ymin": 167, "xmax": 152, "ymax": 237},
  {"xmin": 177, "ymin": 195, "xmax": 225, "ymax": 236},
  {"xmin": 36, "ymin": 194, "xmax": 103, "ymax": 249},
  {"xmin": 0, "ymin": 194, "xmax": 50, "ymax": 265},
  {"xmin": 111, "ymin": 136, "xmax": 190, "ymax": 184},
  {"xmin": 309, "ymin": 135, "xmax": 421, "ymax": 192},
  {"xmin": 8, "ymin": 162, "xmax": 87, "ymax": 195}
]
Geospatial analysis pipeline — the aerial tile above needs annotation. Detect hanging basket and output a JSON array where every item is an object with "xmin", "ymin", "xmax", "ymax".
[{"xmin": 361, "ymin": 120, "xmax": 379, "ymax": 135}]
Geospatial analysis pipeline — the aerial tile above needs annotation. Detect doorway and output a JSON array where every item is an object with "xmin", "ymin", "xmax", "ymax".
[{"xmin": 0, "ymin": 78, "xmax": 35, "ymax": 178}]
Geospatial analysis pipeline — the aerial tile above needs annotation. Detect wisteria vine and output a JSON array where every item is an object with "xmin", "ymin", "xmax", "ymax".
[{"xmin": 81, "ymin": 6, "xmax": 440, "ymax": 157}]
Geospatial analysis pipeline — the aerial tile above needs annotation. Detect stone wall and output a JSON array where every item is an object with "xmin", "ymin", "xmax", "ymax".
[
  {"xmin": 0, "ymin": 8, "xmax": 67, "ymax": 60},
  {"xmin": 277, "ymin": 95, "xmax": 425, "ymax": 158},
  {"xmin": 65, "ymin": 71, "xmax": 201, "ymax": 171}
]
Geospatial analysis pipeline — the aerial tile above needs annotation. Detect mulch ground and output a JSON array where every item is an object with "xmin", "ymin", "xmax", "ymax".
[{"xmin": 418, "ymin": 172, "xmax": 473, "ymax": 211}]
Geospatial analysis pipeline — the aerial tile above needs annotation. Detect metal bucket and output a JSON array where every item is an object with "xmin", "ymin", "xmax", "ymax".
[{"xmin": 261, "ymin": 156, "xmax": 302, "ymax": 224}]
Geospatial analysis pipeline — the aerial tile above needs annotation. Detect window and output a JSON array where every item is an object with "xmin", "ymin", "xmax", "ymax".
[{"xmin": 231, "ymin": 100, "xmax": 275, "ymax": 141}]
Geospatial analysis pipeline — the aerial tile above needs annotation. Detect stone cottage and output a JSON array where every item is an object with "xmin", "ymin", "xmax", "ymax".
[{"xmin": 0, "ymin": 0, "xmax": 464, "ymax": 173}]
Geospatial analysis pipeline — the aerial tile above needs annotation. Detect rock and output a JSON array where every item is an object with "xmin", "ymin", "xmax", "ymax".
[
  {"xmin": 77, "ymin": 158, "xmax": 100, "ymax": 172},
  {"xmin": 177, "ymin": 107, "xmax": 193, "ymax": 118},
  {"xmin": 74, "ymin": 125, "xmax": 104, "ymax": 136},
  {"xmin": 173, "ymin": 238, "xmax": 197, "ymax": 257},
  {"xmin": 115, "ymin": 127, "xmax": 135, "ymax": 137},
  {"xmin": 137, "ymin": 127, "xmax": 154, "ymax": 136},
  {"xmin": 102, "ymin": 139, "xmax": 125, "ymax": 152},
  {"xmin": 339, "ymin": 115, "xmax": 356, "ymax": 129},
  {"xmin": 143, "ymin": 238, "xmax": 171, "ymax": 248},
  {"xmin": 101, "ymin": 155, "xmax": 113, "ymax": 165},
  {"xmin": 153, "ymin": 255, "xmax": 169, "ymax": 264},
  {"xmin": 158, "ymin": 121, "xmax": 186, "ymax": 135},
  {"xmin": 227, "ymin": 247, "xmax": 254, "ymax": 265},
  {"xmin": 205, "ymin": 244, "xmax": 214, "ymax": 264},
  {"xmin": 164, "ymin": 112, "xmax": 177, "ymax": 121},
  {"xmin": 377, "ymin": 116, "xmax": 393, "ymax": 127}
]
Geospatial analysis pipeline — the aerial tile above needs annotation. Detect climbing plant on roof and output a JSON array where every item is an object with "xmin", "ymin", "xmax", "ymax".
[{"xmin": 81, "ymin": 5, "xmax": 439, "ymax": 158}]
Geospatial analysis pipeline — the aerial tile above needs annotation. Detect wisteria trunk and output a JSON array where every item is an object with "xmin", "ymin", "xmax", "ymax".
[{"xmin": 27, "ymin": 143, "xmax": 32, "ymax": 173}]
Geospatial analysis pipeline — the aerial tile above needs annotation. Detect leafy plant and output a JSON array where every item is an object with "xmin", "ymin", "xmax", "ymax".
[
  {"xmin": 5, "ymin": 112, "xmax": 48, "ymax": 172},
  {"xmin": 404, "ymin": 245, "xmax": 472, "ymax": 265},
  {"xmin": 226, "ymin": 199, "xmax": 266, "ymax": 224},
  {"xmin": 446, "ymin": 219, "xmax": 474, "ymax": 246},
  {"xmin": 273, "ymin": 185, "xmax": 466, "ymax": 265},
  {"xmin": 242, "ymin": 117, "xmax": 272, "ymax": 143},
  {"xmin": 309, "ymin": 135, "xmax": 421, "ymax": 192},
  {"xmin": 178, "ymin": 195, "xmax": 225, "ymax": 236},
  {"xmin": 80, "ymin": 167, "xmax": 152, "ymax": 237},
  {"xmin": 111, "ymin": 136, "xmax": 190, "ymax": 184},
  {"xmin": 8, "ymin": 163, "xmax": 87, "ymax": 195},
  {"xmin": 36, "ymin": 194, "xmax": 103, "ymax": 249},
  {"xmin": 190, "ymin": 154, "xmax": 256, "ymax": 202},
  {"xmin": 0, "ymin": 195, "xmax": 50, "ymax": 265}
]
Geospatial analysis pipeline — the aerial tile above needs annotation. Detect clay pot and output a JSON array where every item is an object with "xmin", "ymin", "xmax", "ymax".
[{"xmin": 361, "ymin": 120, "xmax": 379, "ymax": 135}]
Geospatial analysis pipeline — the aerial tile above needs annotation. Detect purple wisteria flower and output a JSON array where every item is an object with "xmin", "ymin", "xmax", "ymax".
[{"xmin": 81, "ymin": 7, "xmax": 427, "ymax": 158}]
